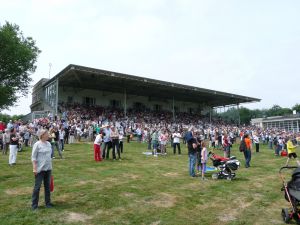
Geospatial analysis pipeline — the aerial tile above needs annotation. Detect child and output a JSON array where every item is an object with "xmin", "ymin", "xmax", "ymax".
[
  {"xmin": 201, "ymin": 142, "xmax": 208, "ymax": 180},
  {"xmin": 286, "ymin": 136, "xmax": 300, "ymax": 166},
  {"xmin": 196, "ymin": 134, "xmax": 202, "ymax": 175},
  {"xmin": 93, "ymin": 133, "xmax": 103, "ymax": 162}
]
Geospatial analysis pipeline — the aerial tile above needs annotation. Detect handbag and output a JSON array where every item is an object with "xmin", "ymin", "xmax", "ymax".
[{"xmin": 50, "ymin": 175, "xmax": 54, "ymax": 192}]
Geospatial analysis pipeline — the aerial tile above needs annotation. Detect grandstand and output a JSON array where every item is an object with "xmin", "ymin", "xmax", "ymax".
[{"xmin": 27, "ymin": 64, "xmax": 260, "ymax": 122}]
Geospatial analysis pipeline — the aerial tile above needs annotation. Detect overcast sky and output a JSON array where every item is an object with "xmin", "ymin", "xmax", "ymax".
[{"xmin": 1, "ymin": 0, "xmax": 300, "ymax": 115}]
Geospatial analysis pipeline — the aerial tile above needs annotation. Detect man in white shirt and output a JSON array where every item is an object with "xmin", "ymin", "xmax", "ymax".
[
  {"xmin": 253, "ymin": 133, "xmax": 260, "ymax": 153},
  {"xmin": 172, "ymin": 130, "xmax": 182, "ymax": 155}
]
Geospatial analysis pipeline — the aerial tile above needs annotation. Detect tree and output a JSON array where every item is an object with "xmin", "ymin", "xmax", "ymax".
[
  {"xmin": 0, "ymin": 21, "xmax": 41, "ymax": 110},
  {"xmin": 266, "ymin": 105, "xmax": 292, "ymax": 116},
  {"xmin": 292, "ymin": 104, "xmax": 300, "ymax": 113},
  {"xmin": 0, "ymin": 113, "xmax": 24, "ymax": 124}
]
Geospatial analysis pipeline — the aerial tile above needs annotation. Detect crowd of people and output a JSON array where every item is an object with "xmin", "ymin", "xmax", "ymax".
[{"xmin": 1, "ymin": 103, "xmax": 300, "ymax": 209}]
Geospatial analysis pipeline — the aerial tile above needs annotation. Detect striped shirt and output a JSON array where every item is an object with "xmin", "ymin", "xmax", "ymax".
[{"xmin": 31, "ymin": 141, "xmax": 52, "ymax": 173}]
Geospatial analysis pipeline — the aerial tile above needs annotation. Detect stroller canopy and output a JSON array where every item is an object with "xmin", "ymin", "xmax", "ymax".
[{"xmin": 288, "ymin": 167, "xmax": 300, "ymax": 201}]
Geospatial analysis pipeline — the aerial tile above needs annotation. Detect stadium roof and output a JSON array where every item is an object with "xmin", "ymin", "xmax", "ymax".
[{"xmin": 44, "ymin": 64, "xmax": 260, "ymax": 108}]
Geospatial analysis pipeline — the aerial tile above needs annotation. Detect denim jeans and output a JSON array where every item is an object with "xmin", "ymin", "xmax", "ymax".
[
  {"xmin": 112, "ymin": 139, "xmax": 120, "ymax": 159},
  {"xmin": 275, "ymin": 145, "xmax": 282, "ymax": 155},
  {"xmin": 243, "ymin": 149, "xmax": 251, "ymax": 167},
  {"xmin": 102, "ymin": 141, "xmax": 112, "ymax": 159},
  {"xmin": 269, "ymin": 141, "xmax": 273, "ymax": 149},
  {"xmin": 32, "ymin": 170, "xmax": 51, "ymax": 208},
  {"xmin": 51, "ymin": 141, "xmax": 62, "ymax": 158},
  {"xmin": 188, "ymin": 153, "xmax": 197, "ymax": 177}
]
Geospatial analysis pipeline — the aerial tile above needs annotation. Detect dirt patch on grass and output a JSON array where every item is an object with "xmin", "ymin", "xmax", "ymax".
[
  {"xmin": 56, "ymin": 193, "xmax": 73, "ymax": 203},
  {"xmin": 147, "ymin": 193, "xmax": 177, "ymax": 208},
  {"xmin": 217, "ymin": 197, "xmax": 253, "ymax": 222},
  {"xmin": 64, "ymin": 212, "xmax": 92, "ymax": 223},
  {"xmin": 5, "ymin": 187, "xmax": 32, "ymax": 196},
  {"xmin": 121, "ymin": 192, "xmax": 136, "ymax": 198},
  {"xmin": 104, "ymin": 177, "xmax": 119, "ymax": 182},
  {"xmin": 126, "ymin": 174, "xmax": 140, "ymax": 179},
  {"xmin": 163, "ymin": 172, "xmax": 179, "ymax": 177},
  {"xmin": 74, "ymin": 180, "xmax": 102, "ymax": 187}
]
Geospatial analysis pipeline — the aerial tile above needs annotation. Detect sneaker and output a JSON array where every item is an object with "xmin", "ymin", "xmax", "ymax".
[
  {"xmin": 154, "ymin": 154, "xmax": 158, "ymax": 157},
  {"xmin": 46, "ymin": 204, "xmax": 53, "ymax": 208},
  {"xmin": 31, "ymin": 206, "xmax": 38, "ymax": 211}
]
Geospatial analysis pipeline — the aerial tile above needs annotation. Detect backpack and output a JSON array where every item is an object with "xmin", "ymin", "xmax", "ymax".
[{"xmin": 239, "ymin": 139, "xmax": 246, "ymax": 152}]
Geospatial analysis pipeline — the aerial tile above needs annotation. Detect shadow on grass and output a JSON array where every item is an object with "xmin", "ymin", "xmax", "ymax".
[{"xmin": 233, "ymin": 177, "xmax": 250, "ymax": 182}]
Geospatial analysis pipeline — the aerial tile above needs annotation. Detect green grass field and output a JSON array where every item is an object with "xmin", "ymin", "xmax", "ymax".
[{"xmin": 0, "ymin": 141, "xmax": 295, "ymax": 225}]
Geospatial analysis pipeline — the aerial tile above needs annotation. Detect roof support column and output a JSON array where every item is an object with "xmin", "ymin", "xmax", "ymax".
[
  {"xmin": 172, "ymin": 96, "xmax": 175, "ymax": 122},
  {"xmin": 297, "ymin": 120, "xmax": 299, "ymax": 132},
  {"xmin": 209, "ymin": 107, "xmax": 212, "ymax": 124},
  {"xmin": 55, "ymin": 78, "xmax": 59, "ymax": 116},
  {"xmin": 237, "ymin": 103, "xmax": 240, "ymax": 126},
  {"xmin": 124, "ymin": 88, "xmax": 127, "ymax": 117}
]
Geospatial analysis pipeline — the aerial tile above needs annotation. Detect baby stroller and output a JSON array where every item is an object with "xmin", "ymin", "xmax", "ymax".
[
  {"xmin": 209, "ymin": 152, "xmax": 240, "ymax": 180},
  {"xmin": 280, "ymin": 166, "xmax": 300, "ymax": 224}
]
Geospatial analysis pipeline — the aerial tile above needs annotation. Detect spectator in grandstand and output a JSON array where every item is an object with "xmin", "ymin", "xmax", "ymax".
[
  {"xmin": 172, "ymin": 129, "xmax": 181, "ymax": 155},
  {"xmin": 31, "ymin": 129, "xmax": 53, "ymax": 210}
]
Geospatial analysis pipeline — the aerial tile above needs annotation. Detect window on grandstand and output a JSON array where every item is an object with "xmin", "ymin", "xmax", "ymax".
[
  {"xmin": 174, "ymin": 106, "xmax": 179, "ymax": 112},
  {"xmin": 154, "ymin": 105, "xmax": 161, "ymax": 111},
  {"xmin": 83, "ymin": 97, "xmax": 96, "ymax": 106},
  {"xmin": 67, "ymin": 96, "xmax": 73, "ymax": 104},
  {"xmin": 110, "ymin": 100, "xmax": 121, "ymax": 108}
]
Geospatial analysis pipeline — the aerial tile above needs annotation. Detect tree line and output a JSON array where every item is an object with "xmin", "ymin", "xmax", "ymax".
[{"xmin": 218, "ymin": 104, "xmax": 300, "ymax": 125}]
